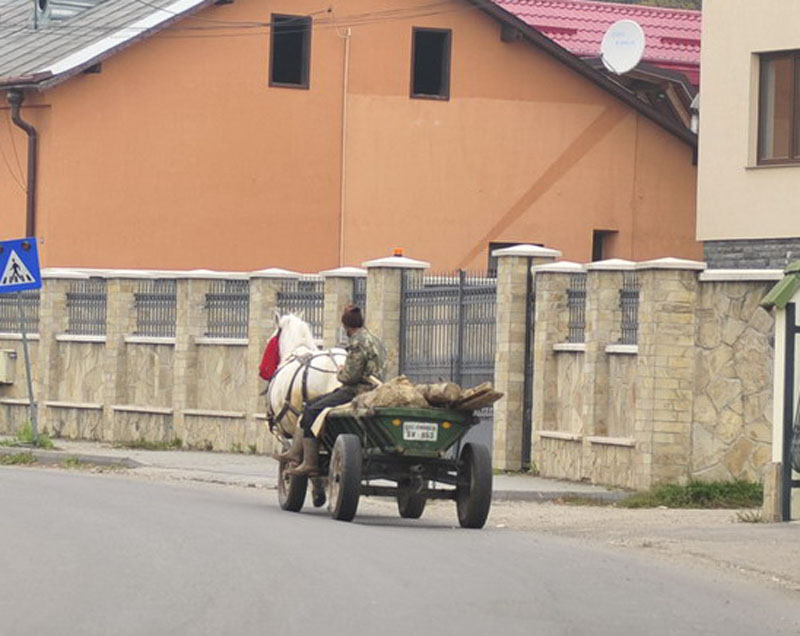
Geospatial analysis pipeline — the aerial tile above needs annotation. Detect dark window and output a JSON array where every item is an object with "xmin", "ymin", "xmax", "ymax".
[
  {"xmin": 758, "ymin": 51, "xmax": 800, "ymax": 164},
  {"xmin": 270, "ymin": 14, "xmax": 311, "ymax": 88},
  {"xmin": 592, "ymin": 230, "xmax": 617, "ymax": 262},
  {"xmin": 411, "ymin": 28, "xmax": 451, "ymax": 99}
]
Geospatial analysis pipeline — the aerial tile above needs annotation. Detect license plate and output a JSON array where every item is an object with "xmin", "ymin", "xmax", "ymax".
[{"xmin": 402, "ymin": 421, "xmax": 438, "ymax": 442}]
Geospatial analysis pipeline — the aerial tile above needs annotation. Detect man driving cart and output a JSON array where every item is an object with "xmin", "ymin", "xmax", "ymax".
[{"xmin": 278, "ymin": 304, "xmax": 386, "ymax": 477}]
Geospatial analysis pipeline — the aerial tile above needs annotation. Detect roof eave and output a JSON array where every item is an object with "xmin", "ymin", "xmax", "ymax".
[
  {"xmin": 3, "ymin": 0, "xmax": 218, "ymax": 93},
  {"xmin": 466, "ymin": 0, "xmax": 698, "ymax": 148},
  {"xmin": 0, "ymin": 72, "xmax": 54, "ymax": 91}
]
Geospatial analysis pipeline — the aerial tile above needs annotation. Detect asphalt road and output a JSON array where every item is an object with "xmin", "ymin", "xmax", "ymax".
[{"xmin": 2, "ymin": 467, "xmax": 799, "ymax": 636}]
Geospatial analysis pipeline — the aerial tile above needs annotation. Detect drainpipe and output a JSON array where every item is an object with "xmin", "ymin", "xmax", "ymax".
[{"xmin": 7, "ymin": 90, "xmax": 38, "ymax": 237}]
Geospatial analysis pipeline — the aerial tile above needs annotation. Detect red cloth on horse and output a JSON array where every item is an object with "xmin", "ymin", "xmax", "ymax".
[{"xmin": 259, "ymin": 334, "xmax": 281, "ymax": 381}]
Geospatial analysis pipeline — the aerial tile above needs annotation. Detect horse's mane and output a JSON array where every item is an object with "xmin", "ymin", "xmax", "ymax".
[{"xmin": 278, "ymin": 314, "xmax": 318, "ymax": 359}]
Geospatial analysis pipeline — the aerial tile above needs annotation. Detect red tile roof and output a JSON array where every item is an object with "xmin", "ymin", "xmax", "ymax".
[{"xmin": 493, "ymin": 0, "xmax": 701, "ymax": 85}]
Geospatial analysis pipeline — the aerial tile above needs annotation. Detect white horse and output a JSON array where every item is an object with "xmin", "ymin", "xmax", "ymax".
[{"xmin": 265, "ymin": 313, "xmax": 347, "ymax": 439}]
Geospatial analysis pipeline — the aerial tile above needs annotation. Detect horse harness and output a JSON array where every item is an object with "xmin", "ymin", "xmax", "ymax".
[{"xmin": 266, "ymin": 350, "xmax": 341, "ymax": 432}]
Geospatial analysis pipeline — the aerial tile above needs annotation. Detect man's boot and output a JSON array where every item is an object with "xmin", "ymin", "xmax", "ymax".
[
  {"xmin": 287, "ymin": 438, "xmax": 319, "ymax": 476},
  {"xmin": 273, "ymin": 427, "xmax": 303, "ymax": 464}
]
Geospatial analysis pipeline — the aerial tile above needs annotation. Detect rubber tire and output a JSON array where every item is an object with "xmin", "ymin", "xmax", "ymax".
[
  {"xmin": 278, "ymin": 461, "xmax": 308, "ymax": 512},
  {"xmin": 397, "ymin": 491, "xmax": 427, "ymax": 519},
  {"xmin": 455, "ymin": 443, "xmax": 493, "ymax": 529},
  {"xmin": 328, "ymin": 434, "xmax": 362, "ymax": 522}
]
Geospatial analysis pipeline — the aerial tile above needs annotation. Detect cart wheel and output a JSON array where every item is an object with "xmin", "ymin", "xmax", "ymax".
[
  {"xmin": 397, "ymin": 491, "xmax": 427, "ymax": 519},
  {"xmin": 328, "ymin": 434, "xmax": 362, "ymax": 522},
  {"xmin": 456, "ymin": 443, "xmax": 492, "ymax": 529},
  {"xmin": 278, "ymin": 461, "xmax": 308, "ymax": 512},
  {"xmin": 311, "ymin": 478, "xmax": 327, "ymax": 508}
]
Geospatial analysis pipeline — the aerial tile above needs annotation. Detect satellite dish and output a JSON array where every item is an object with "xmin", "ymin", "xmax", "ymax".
[{"xmin": 600, "ymin": 20, "xmax": 646, "ymax": 75}]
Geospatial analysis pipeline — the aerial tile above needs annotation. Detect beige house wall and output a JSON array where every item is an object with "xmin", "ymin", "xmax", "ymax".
[{"xmin": 697, "ymin": 0, "xmax": 800, "ymax": 241}]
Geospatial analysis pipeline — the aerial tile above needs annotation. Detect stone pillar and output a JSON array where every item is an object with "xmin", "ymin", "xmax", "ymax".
[
  {"xmin": 583, "ymin": 259, "xmax": 635, "ymax": 439},
  {"xmin": 321, "ymin": 267, "xmax": 366, "ymax": 348},
  {"xmin": 246, "ymin": 268, "xmax": 299, "ymax": 450},
  {"xmin": 102, "ymin": 274, "xmax": 141, "ymax": 441},
  {"xmin": 172, "ymin": 274, "xmax": 214, "ymax": 441},
  {"xmin": 492, "ymin": 245, "xmax": 560, "ymax": 471},
  {"xmin": 636, "ymin": 258, "xmax": 706, "ymax": 487},
  {"xmin": 362, "ymin": 254, "xmax": 429, "ymax": 380},
  {"xmin": 37, "ymin": 272, "xmax": 78, "ymax": 433},
  {"xmin": 531, "ymin": 262, "xmax": 586, "ymax": 435}
]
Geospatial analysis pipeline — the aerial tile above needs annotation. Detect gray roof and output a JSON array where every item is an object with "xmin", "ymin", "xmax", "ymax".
[{"xmin": 0, "ymin": 0, "xmax": 214, "ymax": 88}]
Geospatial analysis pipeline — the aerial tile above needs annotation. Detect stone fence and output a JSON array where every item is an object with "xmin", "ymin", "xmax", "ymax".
[
  {"xmin": 0, "ymin": 251, "xmax": 784, "ymax": 493},
  {"xmin": 529, "ymin": 258, "xmax": 781, "ymax": 490},
  {"xmin": 0, "ymin": 257, "xmax": 429, "ymax": 455}
]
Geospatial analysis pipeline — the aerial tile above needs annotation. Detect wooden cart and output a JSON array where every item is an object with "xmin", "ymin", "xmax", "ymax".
[{"xmin": 277, "ymin": 406, "xmax": 492, "ymax": 529}]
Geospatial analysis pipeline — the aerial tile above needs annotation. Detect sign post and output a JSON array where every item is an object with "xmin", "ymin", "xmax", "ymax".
[{"xmin": 0, "ymin": 238, "xmax": 42, "ymax": 443}]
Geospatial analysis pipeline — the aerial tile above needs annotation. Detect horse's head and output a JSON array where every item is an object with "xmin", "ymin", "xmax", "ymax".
[{"xmin": 274, "ymin": 312, "xmax": 317, "ymax": 359}]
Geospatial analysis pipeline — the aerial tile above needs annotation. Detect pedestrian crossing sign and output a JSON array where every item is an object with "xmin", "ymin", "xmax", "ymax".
[{"xmin": 0, "ymin": 238, "xmax": 41, "ymax": 293}]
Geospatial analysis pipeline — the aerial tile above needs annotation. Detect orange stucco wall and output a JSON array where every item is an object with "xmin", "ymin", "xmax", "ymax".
[{"xmin": 0, "ymin": 0, "xmax": 699, "ymax": 272}]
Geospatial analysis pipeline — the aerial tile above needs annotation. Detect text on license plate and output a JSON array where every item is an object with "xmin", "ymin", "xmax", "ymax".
[{"xmin": 402, "ymin": 421, "xmax": 438, "ymax": 442}]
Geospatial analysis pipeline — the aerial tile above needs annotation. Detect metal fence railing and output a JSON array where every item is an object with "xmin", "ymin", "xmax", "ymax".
[
  {"xmin": 0, "ymin": 290, "xmax": 39, "ymax": 333},
  {"xmin": 400, "ymin": 270, "xmax": 496, "ymax": 390},
  {"xmin": 134, "ymin": 279, "xmax": 177, "ymax": 338},
  {"xmin": 619, "ymin": 271, "xmax": 640, "ymax": 345},
  {"xmin": 566, "ymin": 273, "xmax": 587, "ymax": 343},
  {"xmin": 277, "ymin": 277, "xmax": 324, "ymax": 341},
  {"xmin": 205, "ymin": 280, "xmax": 249, "ymax": 339},
  {"xmin": 66, "ymin": 278, "xmax": 107, "ymax": 335},
  {"xmin": 353, "ymin": 277, "xmax": 367, "ymax": 316}
]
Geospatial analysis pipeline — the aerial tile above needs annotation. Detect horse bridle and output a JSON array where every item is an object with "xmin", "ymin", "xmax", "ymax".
[{"xmin": 266, "ymin": 350, "xmax": 342, "ymax": 433}]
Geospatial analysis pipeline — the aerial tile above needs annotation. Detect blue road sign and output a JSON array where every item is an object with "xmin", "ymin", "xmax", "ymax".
[{"xmin": 0, "ymin": 237, "xmax": 41, "ymax": 293}]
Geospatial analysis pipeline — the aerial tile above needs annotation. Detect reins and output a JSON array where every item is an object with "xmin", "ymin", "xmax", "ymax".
[{"xmin": 266, "ymin": 349, "xmax": 342, "ymax": 432}]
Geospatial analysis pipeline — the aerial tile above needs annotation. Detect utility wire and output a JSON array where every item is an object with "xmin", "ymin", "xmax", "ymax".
[
  {"xmin": 4, "ymin": 112, "xmax": 25, "ymax": 189},
  {"xmin": 0, "ymin": 0, "xmax": 471, "ymax": 35},
  {"xmin": 0, "ymin": 119, "xmax": 26, "ymax": 192}
]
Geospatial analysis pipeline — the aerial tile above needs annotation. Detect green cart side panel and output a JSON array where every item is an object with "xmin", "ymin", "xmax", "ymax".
[{"xmin": 322, "ymin": 407, "xmax": 477, "ymax": 458}]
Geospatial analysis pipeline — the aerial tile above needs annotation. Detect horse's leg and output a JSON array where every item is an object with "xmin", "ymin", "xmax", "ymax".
[{"xmin": 311, "ymin": 478, "xmax": 326, "ymax": 508}]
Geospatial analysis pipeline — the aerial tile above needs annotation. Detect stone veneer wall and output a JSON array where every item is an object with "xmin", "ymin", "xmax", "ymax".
[
  {"xmin": 692, "ymin": 280, "xmax": 775, "ymax": 481},
  {"xmin": 532, "ymin": 261, "xmax": 781, "ymax": 490}
]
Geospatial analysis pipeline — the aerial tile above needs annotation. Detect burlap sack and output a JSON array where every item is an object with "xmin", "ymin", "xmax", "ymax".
[{"xmin": 352, "ymin": 375, "xmax": 428, "ymax": 410}]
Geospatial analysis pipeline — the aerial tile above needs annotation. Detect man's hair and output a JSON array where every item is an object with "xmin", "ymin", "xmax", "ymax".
[{"xmin": 341, "ymin": 304, "xmax": 364, "ymax": 329}]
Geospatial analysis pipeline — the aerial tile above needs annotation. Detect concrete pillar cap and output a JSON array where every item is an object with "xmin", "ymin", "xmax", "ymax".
[
  {"xmin": 586, "ymin": 258, "xmax": 637, "ymax": 271},
  {"xmin": 532, "ymin": 260, "xmax": 587, "ymax": 273},
  {"xmin": 362, "ymin": 256, "xmax": 429, "ymax": 269},
  {"xmin": 699, "ymin": 269, "xmax": 784, "ymax": 282},
  {"xmin": 41, "ymin": 268, "xmax": 92, "ymax": 280},
  {"xmin": 492, "ymin": 244, "xmax": 562, "ymax": 259},
  {"xmin": 319, "ymin": 266, "xmax": 367, "ymax": 278},
  {"xmin": 172, "ymin": 269, "xmax": 248, "ymax": 280},
  {"xmin": 636, "ymin": 257, "xmax": 706, "ymax": 271},
  {"xmin": 249, "ymin": 268, "xmax": 302, "ymax": 279}
]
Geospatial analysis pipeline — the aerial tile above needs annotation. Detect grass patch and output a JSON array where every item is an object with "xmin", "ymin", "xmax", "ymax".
[
  {"xmin": 115, "ymin": 438, "xmax": 182, "ymax": 451},
  {"xmin": 0, "ymin": 451, "xmax": 36, "ymax": 465},
  {"xmin": 1, "ymin": 422, "xmax": 54, "ymax": 449},
  {"xmin": 619, "ymin": 479, "xmax": 762, "ymax": 509}
]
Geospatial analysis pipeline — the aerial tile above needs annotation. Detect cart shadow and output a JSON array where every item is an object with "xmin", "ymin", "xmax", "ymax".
[{"xmin": 295, "ymin": 506, "xmax": 461, "ymax": 531}]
